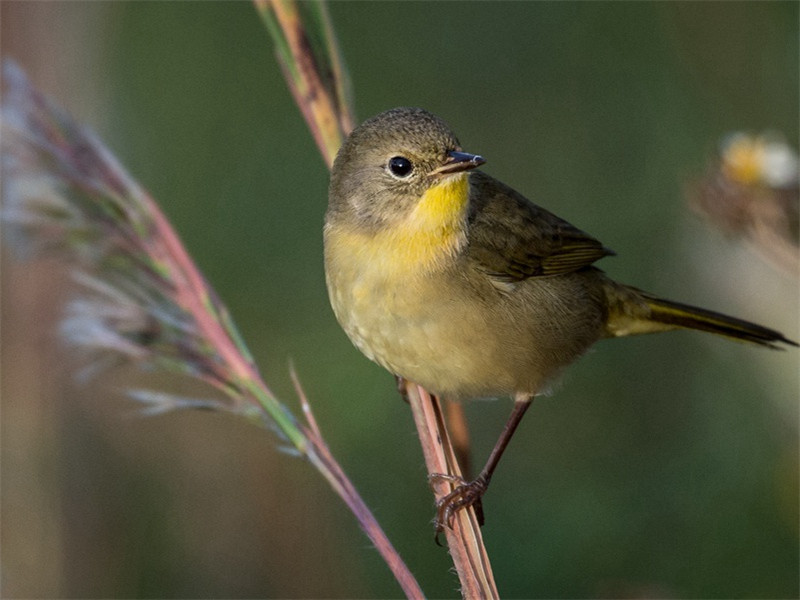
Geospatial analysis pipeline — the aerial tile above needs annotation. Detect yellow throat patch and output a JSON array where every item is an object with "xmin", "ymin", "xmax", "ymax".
[{"xmin": 344, "ymin": 173, "xmax": 470, "ymax": 276}]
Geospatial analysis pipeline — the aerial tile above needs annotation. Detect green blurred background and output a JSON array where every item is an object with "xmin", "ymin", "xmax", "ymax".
[{"xmin": 2, "ymin": 2, "xmax": 798, "ymax": 598}]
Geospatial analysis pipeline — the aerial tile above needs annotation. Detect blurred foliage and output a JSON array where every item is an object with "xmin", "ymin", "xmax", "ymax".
[{"xmin": 2, "ymin": 2, "xmax": 797, "ymax": 598}]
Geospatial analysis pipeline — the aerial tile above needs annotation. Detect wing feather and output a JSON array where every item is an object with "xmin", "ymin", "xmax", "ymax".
[{"xmin": 466, "ymin": 172, "xmax": 614, "ymax": 282}]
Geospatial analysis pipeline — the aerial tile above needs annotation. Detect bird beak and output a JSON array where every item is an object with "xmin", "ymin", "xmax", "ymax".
[{"xmin": 433, "ymin": 150, "xmax": 486, "ymax": 175}]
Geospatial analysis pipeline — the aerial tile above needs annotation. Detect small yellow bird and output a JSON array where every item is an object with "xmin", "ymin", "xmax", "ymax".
[{"xmin": 324, "ymin": 107, "xmax": 796, "ymax": 529}]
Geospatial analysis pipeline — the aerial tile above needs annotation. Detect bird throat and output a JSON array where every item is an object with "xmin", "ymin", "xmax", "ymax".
[
  {"xmin": 332, "ymin": 174, "xmax": 469, "ymax": 278},
  {"xmin": 391, "ymin": 173, "xmax": 469, "ymax": 273},
  {"xmin": 415, "ymin": 173, "xmax": 469, "ymax": 228}
]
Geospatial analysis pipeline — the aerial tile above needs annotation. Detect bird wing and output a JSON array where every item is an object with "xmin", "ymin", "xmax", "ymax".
[{"xmin": 466, "ymin": 171, "xmax": 614, "ymax": 281}]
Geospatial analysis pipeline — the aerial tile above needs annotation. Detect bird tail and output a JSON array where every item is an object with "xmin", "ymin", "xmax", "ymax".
[
  {"xmin": 604, "ymin": 283, "xmax": 797, "ymax": 349},
  {"xmin": 642, "ymin": 295, "xmax": 796, "ymax": 349}
]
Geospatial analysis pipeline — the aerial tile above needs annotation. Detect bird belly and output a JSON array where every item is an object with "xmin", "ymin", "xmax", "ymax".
[
  {"xmin": 328, "ymin": 270, "xmax": 499, "ymax": 395},
  {"xmin": 326, "ymin": 242, "xmax": 607, "ymax": 398}
]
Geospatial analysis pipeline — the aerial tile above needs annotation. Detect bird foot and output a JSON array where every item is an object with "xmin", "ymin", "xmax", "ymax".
[{"xmin": 429, "ymin": 472, "xmax": 488, "ymax": 534}]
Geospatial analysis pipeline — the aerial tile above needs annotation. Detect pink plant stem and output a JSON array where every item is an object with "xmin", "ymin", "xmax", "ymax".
[
  {"xmin": 407, "ymin": 384, "xmax": 498, "ymax": 599},
  {"xmin": 305, "ymin": 431, "xmax": 426, "ymax": 599},
  {"xmin": 142, "ymin": 192, "xmax": 423, "ymax": 597},
  {"xmin": 141, "ymin": 194, "xmax": 264, "ymax": 389}
]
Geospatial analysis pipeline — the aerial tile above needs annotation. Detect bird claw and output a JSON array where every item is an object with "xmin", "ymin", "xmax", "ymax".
[{"xmin": 429, "ymin": 472, "xmax": 488, "ymax": 535}]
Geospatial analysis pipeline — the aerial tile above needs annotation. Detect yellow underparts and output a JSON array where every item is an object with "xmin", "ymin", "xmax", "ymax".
[{"xmin": 348, "ymin": 174, "xmax": 470, "ymax": 276}]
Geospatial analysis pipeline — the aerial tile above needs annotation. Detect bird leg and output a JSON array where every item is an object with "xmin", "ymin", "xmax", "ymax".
[
  {"xmin": 430, "ymin": 395, "xmax": 533, "ymax": 533},
  {"xmin": 395, "ymin": 375, "xmax": 410, "ymax": 403}
]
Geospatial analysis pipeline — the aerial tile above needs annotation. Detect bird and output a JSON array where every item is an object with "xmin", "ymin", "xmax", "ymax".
[{"xmin": 323, "ymin": 107, "xmax": 797, "ymax": 531}]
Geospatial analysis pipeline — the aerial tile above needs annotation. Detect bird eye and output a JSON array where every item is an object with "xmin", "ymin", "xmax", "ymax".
[{"xmin": 388, "ymin": 156, "xmax": 413, "ymax": 178}]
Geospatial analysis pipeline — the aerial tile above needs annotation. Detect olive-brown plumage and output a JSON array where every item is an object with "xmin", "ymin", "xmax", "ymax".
[{"xmin": 324, "ymin": 107, "xmax": 796, "ymax": 529}]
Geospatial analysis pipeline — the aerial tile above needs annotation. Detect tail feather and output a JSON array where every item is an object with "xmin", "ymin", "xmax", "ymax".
[{"xmin": 641, "ymin": 294, "xmax": 797, "ymax": 349}]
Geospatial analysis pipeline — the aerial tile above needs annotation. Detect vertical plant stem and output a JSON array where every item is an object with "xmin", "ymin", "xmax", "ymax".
[
  {"xmin": 254, "ymin": 0, "xmax": 350, "ymax": 168},
  {"xmin": 407, "ymin": 384, "xmax": 498, "ymax": 599},
  {"xmin": 255, "ymin": 0, "xmax": 497, "ymax": 595}
]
